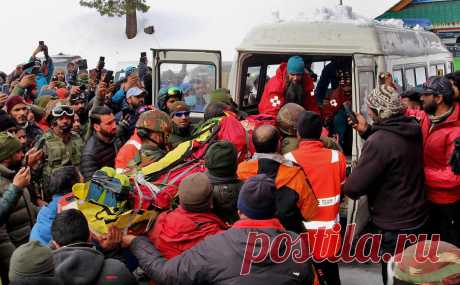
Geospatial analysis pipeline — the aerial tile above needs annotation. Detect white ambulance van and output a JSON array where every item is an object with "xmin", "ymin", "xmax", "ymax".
[{"xmin": 149, "ymin": 20, "xmax": 452, "ymax": 237}]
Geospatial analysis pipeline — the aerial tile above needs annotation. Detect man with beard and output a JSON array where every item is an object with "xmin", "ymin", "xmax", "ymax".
[
  {"xmin": 168, "ymin": 101, "xmax": 194, "ymax": 148},
  {"xmin": 6, "ymin": 96, "xmax": 43, "ymax": 150},
  {"xmin": 259, "ymin": 56, "xmax": 319, "ymax": 116},
  {"xmin": 70, "ymin": 92, "xmax": 89, "ymax": 138},
  {"xmin": 117, "ymin": 87, "xmax": 146, "ymax": 144},
  {"xmin": 36, "ymin": 104, "xmax": 83, "ymax": 201},
  {"xmin": 406, "ymin": 76, "xmax": 460, "ymax": 247},
  {"xmin": 80, "ymin": 106, "xmax": 122, "ymax": 181},
  {"xmin": 0, "ymin": 132, "xmax": 38, "ymax": 284},
  {"xmin": 344, "ymin": 84, "xmax": 429, "ymax": 284}
]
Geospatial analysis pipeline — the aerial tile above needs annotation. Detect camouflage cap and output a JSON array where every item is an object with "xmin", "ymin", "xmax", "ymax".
[
  {"xmin": 136, "ymin": 109, "xmax": 172, "ymax": 133},
  {"xmin": 276, "ymin": 103, "xmax": 306, "ymax": 136},
  {"xmin": 393, "ymin": 240, "xmax": 460, "ymax": 284},
  {"xmin": 44, "ymin": 99, "xmax": 70, "ymax": 123},
  {"xmin": 169, "ymin": 101, "xmax": 190, "ymax": 116}
]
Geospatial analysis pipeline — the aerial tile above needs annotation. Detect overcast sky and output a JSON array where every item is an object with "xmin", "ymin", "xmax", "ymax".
[{"xmin": 0, "ymin": 0, "xmax": 399, "ymax": 72}]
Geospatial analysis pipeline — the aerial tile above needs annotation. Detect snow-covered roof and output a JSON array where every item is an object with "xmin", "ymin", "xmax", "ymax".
[{"xmin": 237, "ymin": 5, "xmax": 450, "ymax": 57}]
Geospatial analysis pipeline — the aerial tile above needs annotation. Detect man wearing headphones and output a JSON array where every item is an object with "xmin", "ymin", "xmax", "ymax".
[
  {"xmin": 128, "ymin": 109, "xmax": 173, "ymax": 168},
  {"xmin": 35, "ymin": 103, "xmax": 83, "ymax": 201}
]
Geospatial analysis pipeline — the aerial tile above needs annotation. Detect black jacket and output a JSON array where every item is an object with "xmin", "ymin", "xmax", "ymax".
[
  {"xmin": 343, "ymin": 115, "xmax": 428, "ymax": 230},
  {"xmin": 130, "ymin": 219, "xmax": 315, "ymax": 285},
  {"xmin": 80, "ymin": 134, "xmax": 121, "ymax": 181},
  {"xmin": 53, "ymin": 244, "xmax": 137, "ymax": 285}
]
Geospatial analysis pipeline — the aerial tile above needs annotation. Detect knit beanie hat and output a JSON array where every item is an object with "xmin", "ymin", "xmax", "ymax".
[
  {"xmin": 205, "ymin": 141, "xmax": 238, "ymax": 177},
  {"xmin": 237, "ymin": 174, "xmax": 276, "ymax": 219},
  {"xmin": 209, "ymin": 88, "xmax": 233, "ymax": 105},
  {"xmin": 297, "ymin": 111, "xmax": 322, "ymax": 139},
  {"xmin": 392, "ymin": 240, "xmax": 460, "ymax": 284},
  {"xmin": 6, "ymin": 96, "xmax": 27, "ymax": 113},
  {"xmin": 0, "ymin": 111, "xmax": 16, "ymax": 132},
  {"xmin": 9, "ymin": 240, "xmax": 55, "ymax": 281},
  {"xmin": 287, "ymin": 56, "xmax": 305, "ymax": 75},
  {"xmin": 367, "ymin": 84, "xmax": 404, "ymax": 120},
  {"xmin": 179, "ymin": 172, "xmax": 212, "ymax": 212},
  {"xmin": 0, "ymin": 132, "xmax": 22, "ymax": 162},
  {"xmin": 169, "ymin": 101, "xmax": 190, "ymax": 116}
]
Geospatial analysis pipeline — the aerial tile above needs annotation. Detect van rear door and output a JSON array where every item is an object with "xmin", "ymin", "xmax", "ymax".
[
  {"xmin": 346, "ymin": 54, "xmax": 377, "ymax": 238},
  {"xmin": 150, "ymin": 49, "xmax": 222, "ymax": 115}
]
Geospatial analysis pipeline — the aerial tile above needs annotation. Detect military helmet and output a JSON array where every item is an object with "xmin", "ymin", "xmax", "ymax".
[
  {"xmin": 44, "ymin": 99, "xmax": 70, "ymax": 124},
  {"xmin": 276, "ymin": 103, "xmax": 306, "ymax": 136},
  {"xmin": 136, "ymin": 109, "xmax": 172, "ymax": 133}
]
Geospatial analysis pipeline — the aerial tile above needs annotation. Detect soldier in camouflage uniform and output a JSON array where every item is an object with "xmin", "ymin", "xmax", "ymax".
[
  {"xmin": 35, "ymin": 103, "xmax": 83, "ymax": 201},
  {"xmin": 129, "ymin": 109, "xmax": 173, "ymax": 168},
  {"xmin": 276, "ymin": 103, "xmax": 342, "ymax": 154}
]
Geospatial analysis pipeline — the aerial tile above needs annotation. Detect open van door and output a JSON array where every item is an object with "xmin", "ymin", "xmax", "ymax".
[
  {"xmin": 346, "ymin": 54, "xmax": 378, "ymax": 239},
  {"xmin": 150, "ymin": 49, "xmax": 222, "ymax": 116}
]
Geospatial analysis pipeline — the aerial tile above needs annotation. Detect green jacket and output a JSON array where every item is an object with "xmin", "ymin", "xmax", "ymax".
[
  {"xmin": 37, "ymin": 131, "xmax": 83, "ymax": 200},
  {"xmin": 168, "ymin": 124, "xmax": 194, "ymax": 149},
  {"xmin": 0, "ymin": 164, "xmax": 37, "ymax": 268},
  {"xmin": 129, "ymin": 143, "xmax": 166, "ymax": 169}
]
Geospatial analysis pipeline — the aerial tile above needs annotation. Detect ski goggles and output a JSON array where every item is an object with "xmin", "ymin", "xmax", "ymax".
[
  {"xmin": 52, "ymin": 105, "xmax": 75, "ymax": 117},
  {"xmin": 173, "ymin": 111, "xmax": 190, "ymax": 118},
  {"xmin": 167, "ymin": 87, "xmax": 183, "ymax": 97}
]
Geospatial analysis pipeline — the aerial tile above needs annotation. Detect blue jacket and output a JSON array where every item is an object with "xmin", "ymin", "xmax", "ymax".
[{"xmin": 30, "ymin": 194, "xmax": 62, "ymax": 246}]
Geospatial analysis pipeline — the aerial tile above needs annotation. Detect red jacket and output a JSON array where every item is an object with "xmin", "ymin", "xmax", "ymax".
[
  {"xmin": 322, "ymin": 87, "xmax": 350, "ymax": 121},
  {"xmin": 259, "ymin": 63, "xmax": 319, "ymax": 116},
  {"xmin": 407, "ymin": 105, "xmax": 460, "ymax": 204},
  {"xmin": 148, "ymin": 206, "xmax": 228, "ymax": 260}
]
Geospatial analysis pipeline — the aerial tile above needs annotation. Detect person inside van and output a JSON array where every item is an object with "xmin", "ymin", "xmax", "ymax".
[
  {"xmin": 315, "ymin": 57, "xmax": 351, "ymax": 105},
  {"xmin": 258, "ymin": 56, "xmax": 319, "ymax": 116}
]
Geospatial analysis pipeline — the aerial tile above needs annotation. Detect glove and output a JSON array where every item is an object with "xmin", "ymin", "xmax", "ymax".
[{"xmin": 449, "ymin": 137, "xmax": 460, "ymax": 174}]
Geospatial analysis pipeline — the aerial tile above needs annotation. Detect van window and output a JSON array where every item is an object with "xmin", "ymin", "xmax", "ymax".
[
  {"xmin": 267, "ymin": 64, "xmax": 280, "ymax": 78},
  {"xmin": 358, "ymin": 71, "xmax": 375, "ymax": 117},
  {"xmin": 429, "ymin": 65, "xmax": 437, "ymax": 77},
  {"xmin": 243, "ymin": 66, "xmax": 262, "ymax": 107},
  {"xmin": 436, "ymin": 64, "xmax": 445, "ymax": 76},
  {"xmin": 405, "ymin": 68, "xmax": 416, "ymax": 89},
  {"xmin": 415, "ymin": 67, "xmax": 427, "ymax": 86},
  {"xmin": 392, "ymin": 69, "xmax": 403, "ymax": 89},
  {"xmin": 159, "ymin": 63, "xmax": 216, "ymax": 112}
]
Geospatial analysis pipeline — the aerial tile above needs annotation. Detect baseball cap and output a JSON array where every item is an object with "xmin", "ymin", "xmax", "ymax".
[{"xmin": 126, "ymin": 87, "xmax": 146, "ymax": 98}]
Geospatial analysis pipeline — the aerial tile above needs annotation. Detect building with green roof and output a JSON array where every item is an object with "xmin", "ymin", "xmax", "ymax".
[{"xmin": 377, "ymin": 0, "xmax": 460, "ymax": 68}]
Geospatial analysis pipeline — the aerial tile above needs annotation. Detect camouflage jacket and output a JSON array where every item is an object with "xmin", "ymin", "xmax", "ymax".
[
  {"xmin": 36, "ymin": 131, "xmax": 83, "ymax": 200},
  {"xmin": 129, "ymin": 143, "xmax": 167, "ymax": 169}
]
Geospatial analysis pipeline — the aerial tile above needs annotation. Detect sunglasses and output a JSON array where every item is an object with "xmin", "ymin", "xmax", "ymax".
[
  {"xmin": 52, "ymin": 105, "xmax": 75, "ymax": 117},
  {"xmin": 173, "ymin": 111, "xmax": 190, "ymax": 118}
]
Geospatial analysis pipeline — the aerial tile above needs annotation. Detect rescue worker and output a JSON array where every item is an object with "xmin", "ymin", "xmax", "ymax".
[
  {"xmin": 35, "ymin": 103, "xmax": 83, "ymax": 201},
  {"xmin": 128, "ymin": 109, "xmax": 173, "ymax": 168},
  {"xmin": 276, "ymin": 103, "xmax": 342, "ymax": 154},
  {"xmin": 259, "ymin": 56, "xmax": 319, "ymax": 116},
  {"xmin": 284, "ymin": 111, "xmax": 346, "ymax": 285},
  {"xmin": 237, "ymin": 124, "xmax": 318, "ymax": 233},
  {"xmin": 168, "ymin": 101, "xmax": 194, "ymax": 148}
]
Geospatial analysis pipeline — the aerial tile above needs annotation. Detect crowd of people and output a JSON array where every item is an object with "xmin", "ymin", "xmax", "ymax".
[{"xmin": 0, "ymin": 44, "xmax": 459, "ymax": 285}]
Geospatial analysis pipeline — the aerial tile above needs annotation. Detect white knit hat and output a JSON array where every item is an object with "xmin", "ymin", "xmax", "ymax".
[{"xmin": 367, "ymin": 84, "xmax": 404, "ymax": 120}]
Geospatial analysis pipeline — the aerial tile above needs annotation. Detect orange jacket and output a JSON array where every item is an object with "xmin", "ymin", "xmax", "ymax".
[
  {"xmin": 115, "ymin": 131, "xmax": 142, "ymax": 173},
  {"xmin": 237, "ymin": 156, "xmax": 318, "ymax": 233},
  {"xmin": 285, "ymin": 140, "xmax": 346, "ymax": 259}
]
